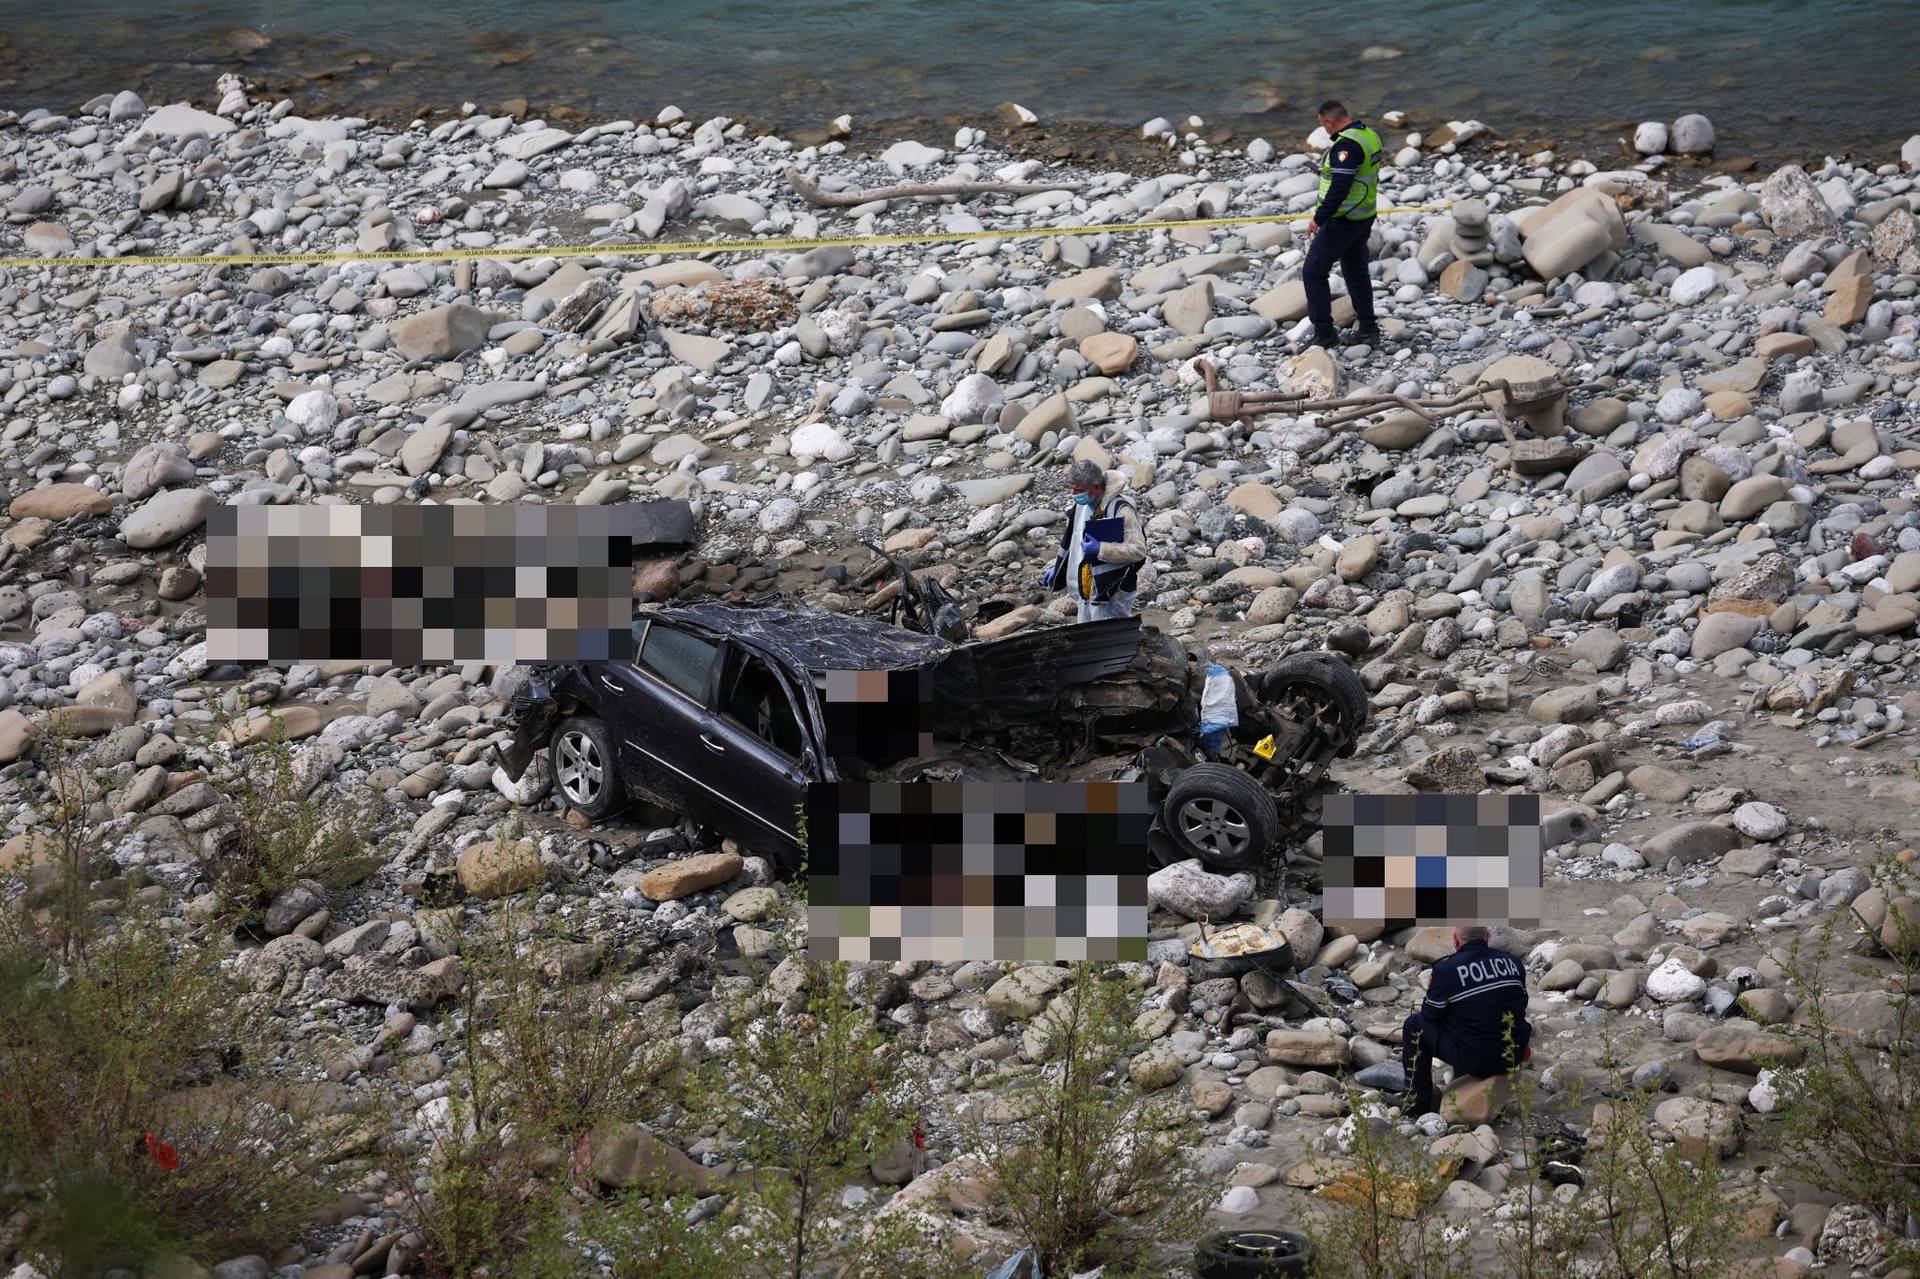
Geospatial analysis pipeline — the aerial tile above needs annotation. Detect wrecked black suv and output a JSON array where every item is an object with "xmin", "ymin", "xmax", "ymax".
[{"xmin": 498, "ymin": 602, "xmax": 1368, "ymax": 876}]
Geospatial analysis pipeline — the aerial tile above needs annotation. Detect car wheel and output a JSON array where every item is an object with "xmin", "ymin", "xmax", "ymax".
[
  {"xmin": 551, "ymin": 715, "xmax": 625, "ymax": 820},
  {"xmin": 1161, "ymin": 762, "xmax": 1280, "ymax": 873},
  {"xmin": 1193, "ymin": 1229, "xmax": 1314, "ymax": 1279},
  {"xmin": 1261, "ymin": 652, "xmax": 1370, "ymax": 755}
]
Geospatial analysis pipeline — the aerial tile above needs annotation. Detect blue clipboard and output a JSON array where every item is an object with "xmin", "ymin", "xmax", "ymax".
[{"xmin": 1084, "ymin": 515, "xmax": 1126, "ymax": 545}]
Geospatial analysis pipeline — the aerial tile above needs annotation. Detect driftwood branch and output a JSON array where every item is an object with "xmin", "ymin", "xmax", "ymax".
[{"xmin": 784, "ymin": 164, "xmax": 1082, "ymax": 208}]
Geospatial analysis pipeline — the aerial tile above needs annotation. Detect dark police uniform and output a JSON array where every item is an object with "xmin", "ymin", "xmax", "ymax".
[
  {"xmin": 1305, "ymin": 120, "xmax": 1383, "ymax": 339},
  {"xmin": 1401, "ymin": 936, "xmax": 1532, "ymax": 1111}
]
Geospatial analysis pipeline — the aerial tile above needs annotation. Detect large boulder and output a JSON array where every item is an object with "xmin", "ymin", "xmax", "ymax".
[
  {"xmin": 1440, "ymin": 1074, "xmax": 1511, "ymax": 1125},
  {"xmin": 585, "ymin": 1122, "xmax": 718, "ymax": 1193},
  {"xmin": 1147, "ymin": 859, "xmax": 1254, "ymax": 920},
  {"xmin": 1479, "ymin": 353, "xmax": 1567, "ymax": 436},
  {"xmin": 121, "ymin": 442, "xmax": 197, "ymax": 501},
  {"xmin": 455, "ymin": 839, "xmax": 545, "ymax": 899},
  {"xmin": 1692, "ymin": 1023, "xmax": 1803, "ymax": 1075},
  {"xmin": 1266, "ymin": 1029, "xmax": 1350, "ymax": 1068},
  {"xmin": 1652, "ymin": 1096, "xmax": 1742, "ymax": 1160},
  {"xmin": 9, "ymin": 483, "xmax": 112, "ymax": 520},
  {"xmin": 119, "ymin": 489, "xmax": 216, "ymax": 549},
  {"xmin": 1758, "ymin": 165, "xmax": 1840, "ymax": 240},
  {"xmin": 1520, "ymin": 188, "xmax": 1627, "ymax": 279},
  {"xmin": 639, "ymin": 851, "xmax": 742, "ymax": 901}
]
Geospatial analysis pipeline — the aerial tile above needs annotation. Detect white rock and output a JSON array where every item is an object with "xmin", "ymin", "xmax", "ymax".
[
  {"xmin": 940, "ymin": 372, "xmax": 1004, "ymax": 424},
  {"xmin": 1732, "ymin": 801, "xmax": 1787, "ymax": 841},
  {"xmin": 1147, "ymin": 859, "xmax": 1254, "ymax": 920},
  {"xmin": 493, "ymin": 757, "xmax": 551, "ymax": 804},
  {"xmin": 1646, "ymin": 957, "xmax": 1706, "ymax": 1003},
  {"xmin": 136, "ymin": 102, "xmax": 235, "ymax": 141},
  {"xmin": 1574, "ymin": 281, "xmax": 1619, "ymax": 307},
  {"xmin": 1656, "ymin": 388, "xmax": 1703, "ymax": 422},
  {"xmin": 880, "ymin": 140, "xmax": 945, "ymax": 175},
  {"xmin": 1216, "ymin": 1186, "xmax": 1259, "ymax": 1214},
  {"xmin": 1749, "ymin": 1068, "xmax": 1779, "ymax": 1114},
  {"xmin": 1601, "ymin": 843, "xmax": 1647, "ymax": 871},
  {"xmin": 1670, "ymin": 114, "xmax": 1715, "ymax": 155},
  {"xmin": 1670, "ymin": 266, "xmax": 1719, "ymax": 306},
  {"xmin": 285, "ymin": 389, "xmax": 339, "ymax": 432},
  {"xmin": 1633, "ymin": 121, "xmax": 1669, "ymax": 156},
  {"xmin": 788, "ymin": 423, "xmax": 853, "ymax": 464}
]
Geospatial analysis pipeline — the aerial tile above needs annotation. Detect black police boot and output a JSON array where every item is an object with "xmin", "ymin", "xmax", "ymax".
[
  {"xmin": 1346, "ymin": 321, "xmax": 1384, "ymax": 346},
  {"xmin": 1307, "ymin": 324, "xmax": 1340, "ymax": 350}
]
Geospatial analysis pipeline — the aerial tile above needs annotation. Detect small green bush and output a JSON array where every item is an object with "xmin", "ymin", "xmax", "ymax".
[
  {"xmin": 1775, "ymin": 853, "xmax": 1920, "ymax": 1269},
  {"xmin": 0, "ymin": 911, "xmax": 342, "ymax": 1275},
  {"xmin": 956, "ymin": 962, "xmax": 1212, "ymax": 1277},
  {"xmin": 197, "ymin": 707, "xmax": 389, "ymax": 929}
]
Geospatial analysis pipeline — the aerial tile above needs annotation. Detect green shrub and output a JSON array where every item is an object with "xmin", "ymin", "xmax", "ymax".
[
  {"xmin": 0, "ymin": 912, "xmax": 342, "ymax": 1275},
  {"xmin": 1775, "ymin": 853, "xmax": 1920, "ymax": 1269},
  {"xmin": 956, "ymin": 962, "xmax": 1211, "ymax": 1277},
  {"xmin": 1293, "ymin": 1090, "xmax": 1474, "ymax": 1279},
  {"xmin": 196, "ymin": 708, "xmax": 389, "ymax": 929}
]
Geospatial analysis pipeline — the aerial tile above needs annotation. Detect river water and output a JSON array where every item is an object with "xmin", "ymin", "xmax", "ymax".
[{"xmin": 2, "ymin": 0, "xmax": 1914, "ymax": 163}]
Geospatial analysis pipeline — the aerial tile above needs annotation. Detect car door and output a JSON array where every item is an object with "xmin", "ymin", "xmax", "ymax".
[
  {"xmin": 705, "ymin": 643, "xmax": 813, "ymax": 863},
  {"xmin": 616, "ymin": 616, "xmax": 724, "ymax": 820}
]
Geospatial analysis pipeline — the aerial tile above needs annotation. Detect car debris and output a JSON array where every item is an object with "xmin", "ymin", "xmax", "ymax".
[{"xmin": 499, "ymin": 586, "xmax": 1368, "ymax": 878}]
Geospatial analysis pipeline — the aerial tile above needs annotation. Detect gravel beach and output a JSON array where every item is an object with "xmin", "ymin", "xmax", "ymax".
[{"xmin": 4, "ymin": 72, "xmax": 1920, "ymax": 1278}]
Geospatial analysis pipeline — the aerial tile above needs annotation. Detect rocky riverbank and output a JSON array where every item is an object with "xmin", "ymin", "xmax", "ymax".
[{"xmin": 3, "ymin": 73, "xmax": 1920, "ymax": 1277}]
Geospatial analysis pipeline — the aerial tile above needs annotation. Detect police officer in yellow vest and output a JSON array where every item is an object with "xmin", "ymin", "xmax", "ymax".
[{"xmin": 1303, "ymin": 100, "xmax": 1384, "ymax": 351}]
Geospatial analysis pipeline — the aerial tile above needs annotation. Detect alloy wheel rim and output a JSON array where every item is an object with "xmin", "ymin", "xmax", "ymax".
[
  {"xmin": 555, "ymin": 731, "xmax": 603, "ymax": 804},
  {"xmin": 1177, "ymin": 797, "xmax": 1250, "ymax": 856}
]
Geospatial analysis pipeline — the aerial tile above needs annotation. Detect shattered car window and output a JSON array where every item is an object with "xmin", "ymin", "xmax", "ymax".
[
  {"xmin": 723, "ymin": 651, "xmax": 806, "ymax": 760},
  {"xmin": 636, "ymin": 620, "xmax": 718, "ymax": 701}
]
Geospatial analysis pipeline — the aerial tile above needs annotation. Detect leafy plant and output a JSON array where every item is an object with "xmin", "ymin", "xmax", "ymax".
[
  {"xmin": 712, "ymin": 957, "xmax": 926, "ymax": 1279},
  {"xmin": 196, "ymin": 704, "xmax": 389, "ymax": 928},
  {"xmin": 0, "ymin": 911, "xmax": 343, "ymax": 1275},
  {"xmin": 398, "ymin": 900, "xmax": 685, "ymax": 1278},
  {"xmin": 1775, "ymin": 852, "xmax": 1920, "ymax": 1268},
  {"xmin": 957, "ymin": 963, "xmax": 1211, "ymax": 1277},
  {"xmin": 1579, "ymin": 1093, "xmax": 1750, "ymax": 1279},
  {"xmin": 1294, "ymin": 1089, "xmax": 1474, "ymax": 1279}
]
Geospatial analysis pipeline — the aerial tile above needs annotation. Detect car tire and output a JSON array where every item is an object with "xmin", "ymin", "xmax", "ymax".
[
  {"xmin": 1193, "ymin": 1229, "xmax": 1314, "ymax": 1279},
  {"xmin": 1263, "ymin": 652, "xmax": 1370, "ymax": 754},
  {"xmin": 550, "ymin": 715, "xmax": 625, "ymax": 820},
  {"xmin": 1161, "ymin": 762, "xmax": 1280, "ymax": 873}
]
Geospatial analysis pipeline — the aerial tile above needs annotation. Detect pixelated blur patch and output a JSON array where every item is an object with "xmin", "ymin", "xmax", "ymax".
[
  {"xmin": 1320, "ymin": 794, "xmax": 1541, "ymax": 929},
  {"xmin": 819, "ymin": 667, "xmax": 934, "ymax": 768},
  {"xmin": 204, "ymin": 505, "xmax": 633, "ymax": 665},
  {"xmin": 806, "ymin": 781, "xmax": 1152, "ymax": 963}
]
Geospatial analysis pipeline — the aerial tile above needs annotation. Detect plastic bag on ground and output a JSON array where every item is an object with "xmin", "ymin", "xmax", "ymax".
[{"xmin": 1197, "ymin": 663, "xmax": 1238, "ymax": 751}]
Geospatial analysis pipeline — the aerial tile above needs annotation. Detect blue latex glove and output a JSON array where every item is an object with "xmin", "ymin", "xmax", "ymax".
[{"xmin": 1079, "ymin": 532, "xmax": 1102, "ymax": 563}]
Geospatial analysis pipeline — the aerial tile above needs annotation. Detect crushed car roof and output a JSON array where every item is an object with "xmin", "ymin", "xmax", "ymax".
[{"xmin": 660, "ymin": 603, "xmax": 955, "ymax": 672}]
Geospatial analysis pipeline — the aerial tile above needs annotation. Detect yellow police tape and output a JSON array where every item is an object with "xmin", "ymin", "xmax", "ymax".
[{"xmin": 0, "ymin": 204, "xmax": 1450, "ymax": 272}]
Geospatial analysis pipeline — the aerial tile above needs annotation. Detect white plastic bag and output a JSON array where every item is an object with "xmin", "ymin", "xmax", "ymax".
[{"xmin": 1197, "ymin": 663, "xmax": 1238, "ymax": 750}]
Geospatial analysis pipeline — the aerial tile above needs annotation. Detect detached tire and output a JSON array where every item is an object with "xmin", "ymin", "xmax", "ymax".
[
  {"xmin": 1263, "ymin": 652, "xmax": 1370, "ymax": 755},
  {"xmin": 1161, "ymin": 763, "xmax": 1280, "ymax": 873},
  {"xmin": 1194, "ymin": 1229, "xmax": 1314, "ymax": 1279},
  {"xmin": 550, "ymin": 714, "xmax": 625, "ymax": 820}
]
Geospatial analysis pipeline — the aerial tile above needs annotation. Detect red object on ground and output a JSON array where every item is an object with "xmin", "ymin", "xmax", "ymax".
[
  {"xmin": 141, "ymin": 1132, "xmax": 179, "ymax": 1172},
  {"xmin": 1853, "ymin": 532, "xmax": 1880, "ymax": 560}
]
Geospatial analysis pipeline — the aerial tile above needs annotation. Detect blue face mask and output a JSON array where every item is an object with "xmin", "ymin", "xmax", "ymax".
[{"xmin": 1073, "ymin": 492, "xmax": 1096, "ymax": 507}]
